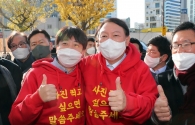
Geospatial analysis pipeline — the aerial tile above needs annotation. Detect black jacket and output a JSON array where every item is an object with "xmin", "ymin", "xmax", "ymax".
[
  {"xmin": 0, "ymin": 57, "xmax": 22, "ymax": 93},
  {"xmin": 0, "ymin": 58, "xmax": 22, "ymax": 125},
  {"xmin": 151, "ymin": 65, "xmax": 171, "ymax": 81},
  {"xmin": 157, "ymin": 69, "xmax": 184, "ymax": 117},
  {"xmin": 152, "ymin": 69, "xmax": 195, "ymax": 125},
  {"xmin": 13, "ymin": 53, "xmax": 35, "ymax": 74},
  {"xmin": 145, "ymin": 66, "xmax": 171, "ymax": 125}
]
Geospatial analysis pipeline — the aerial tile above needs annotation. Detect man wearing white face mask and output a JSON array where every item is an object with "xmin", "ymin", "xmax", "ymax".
[
  {"xmin": 80, "ymin": 18, "xmax": 158, "ymax": 125},
  {"xmin": 7, "ymin": 31, "xmax": 35, "ymax": 73},
  {"xmin": 144, "ymin": 35, "xmax": 171, "ymax": 79},
  {"xmin": 9, "ymin": 26, "xmax": 87, "ymax": 125},
  {"xmin": 84, "ymin": 38, "xmax": 96, "ymax": 57},
  {"xmin": 152, "ymin": 22, "xmax": 195, "ymax": 125}
]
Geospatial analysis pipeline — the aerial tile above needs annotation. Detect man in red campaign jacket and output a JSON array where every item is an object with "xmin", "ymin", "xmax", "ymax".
[
  {"xmin": 9, "ymin": 26, "xmax": 87, "ymax": 125},
  {"xmin": 80, "ymin": 18, "xmax": 158, "ymax": 125}
]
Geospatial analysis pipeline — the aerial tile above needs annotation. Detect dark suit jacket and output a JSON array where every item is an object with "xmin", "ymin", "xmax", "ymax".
[
  {"xmin": 0, "ymin": 57, "xmax": 22, "ymax": 93},
  {"xmin": 0, "ymin": 58, "xmax": 22, "ymax": 125}
]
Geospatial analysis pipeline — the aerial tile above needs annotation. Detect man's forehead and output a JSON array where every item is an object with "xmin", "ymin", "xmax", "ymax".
[
  {"xmin": 172, "ymin": 38, "xmax": 191, "ymax": 43},
  {"xmin": 172, "ymin": 32, "xmax": 195, "ymax": 43},
  {"xmin": 148, "ymin": 44, "xmax": 158, "ymax": 50},
  {"xmin": 31, "ymin": 34, "xmax": 49, "ymax": 41}
]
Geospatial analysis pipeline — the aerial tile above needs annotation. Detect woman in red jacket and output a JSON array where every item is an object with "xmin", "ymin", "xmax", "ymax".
[
  {"xmin": 9, "ymin": 26, "xmax": 87, "ymax": 125},
  {"xmin": 80, "ymin": 18, "xmax": 158, "ymax": 125}
]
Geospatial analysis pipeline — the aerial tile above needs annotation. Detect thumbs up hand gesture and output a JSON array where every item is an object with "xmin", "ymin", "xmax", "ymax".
[
  {"xmin": 154, "ymin": 85, "xmax": 171, "ymax": 121},
  {"xmin": 108, "ymin": 77, "xmax": 126, "ymax": 112},
  {"xmin": 38, "ymin": 74, "xmax": 57, "ymax": 102}
]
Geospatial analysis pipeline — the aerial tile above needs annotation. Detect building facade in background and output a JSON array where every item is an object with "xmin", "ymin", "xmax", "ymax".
[
  {"xmin": 134, "ymin": 22, "xmax": 145, "ymax": 29},
  {"xmin": 145, "ymin": 0, "xmax": 163, "ymax": 29},
  {"xmin": 121, "ymin": 17, "xmax": 131, "ymax": 30},
  {"xmin": 187, "ymin": 0, "xmax": 195, "ymax": 22},
  {"xmin": 180, "ymin": 0, "xmax": 188, "ymax": 23},
  {"xmin": 164, "ymin": 0, "xmax": 181, "ymax": 31},
  {"xmin": 145, "ymin": 0, "xmax": 188, "ymax": 32},
  {"xmin": 100, "ymin": 0, "xmax": 117, "ymax": 22}
]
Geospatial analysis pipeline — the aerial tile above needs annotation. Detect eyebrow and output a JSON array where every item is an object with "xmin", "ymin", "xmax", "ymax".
[
  {"xmin": 31, "ymin": 39, "xmax": 44, "ymax": 43},
  {"xmin": 61, "ymin": 39, "xmax": 77, "ymax": 43},
  {"xmin": 38, "ymin": 39, "xmax": 45, "ymax": 42},
  {"xmin": 173, "ymin": 39, "xmax": 192, "ymax": 43},
  {"xmin": 147, "ymin": 48, "xmax": 157, "ymax": 52},
  {"xmin": 11, "ymin": 40, "xmax": 25, "ymax": 45},
  {"xmin": 112, "ymin": 31, "xmax": 121, "ymax": 33},
  {"xmin": 100, "ymin": 31, "xmax": 121, "ymax": 34}
]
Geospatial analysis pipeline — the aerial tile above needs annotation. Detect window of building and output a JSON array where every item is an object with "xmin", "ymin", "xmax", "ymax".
[
  {"xmin": 150, "ymin": 16, "xmax": 156, "ymax": 21},
  {"xmin": 151, "ymin": 11, "xmax": 152, "ymax": 13},
  {"xmin": 146, "ymin": 23, "xmax": 148, "ymax": 26},
  {"xmin": 156, "ymin": 9, "xmax": 160, "ymax": 14},
  {"xmin": 146, "ymin": 17, "xmax": 149, "ymax": 20},
  {"xmin": 147, "ymin": 5, "xmax": 149, "ymax": 8},
  {"xmin": 150, "ymin": 23, "xmax": 156, "ymax": 28},
  {"xmin": 47, "ymin": 24, "xmax": 52, "ymax": 29},
  {"xmin": 106, "ymin": 15, "xmax": 111, "ymax": 18},
  {"xmin": 155, "ymin": 3, "xmax": 160, "ymax": 8}
]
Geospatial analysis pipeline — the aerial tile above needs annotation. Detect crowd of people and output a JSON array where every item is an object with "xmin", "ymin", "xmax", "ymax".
[{"xmin": 0, "ymin": 18, "xmax": 195, "ymax": 125}]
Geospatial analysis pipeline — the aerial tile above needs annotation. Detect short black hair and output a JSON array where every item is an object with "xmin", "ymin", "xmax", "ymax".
[
  {"xmin": 55, "ymin": 26, "xmax": 87, "ymax": 49},
  {"xmin": 172, "ymin": 21, "xmax": 195, "ymax": 37},
  {"xmin": 130, "ymin": 38, "xmax": 143, "ymax": 53},
  {"xmin": 7, "ymin": 31, "xmax": 27, "ymax": 49},
  {"xmin": 27, "ymin": 29, "xmax": 51, "ymax": 45},
  {"xmin": 87, "ymin": 38, "xmax": 95, "ymax": 42},
  {"xmin": 95, "ymin": 18, "xmax": 129, "ymax": 37},
  {"xmin": 147, "ymin": 35, "xmax": 171, "ymax": 62}
]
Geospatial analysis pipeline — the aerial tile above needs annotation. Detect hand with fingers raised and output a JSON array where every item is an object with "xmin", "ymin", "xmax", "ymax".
[
  {"xmin": 154, "ymin": 85, "xmax": 172, "ymax": 121},
  {"xmin": 108, "ymin": 77, "xmax": 126, "ymax": 112},
  {"xmin": 38, "ymin": 74, "xmax": 57, "ymax": 102}
]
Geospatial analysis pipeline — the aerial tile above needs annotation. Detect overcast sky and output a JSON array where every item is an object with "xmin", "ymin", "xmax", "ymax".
[{"xmin": 117, "ymin": 0, "xmax": 145, "ymax": 28}]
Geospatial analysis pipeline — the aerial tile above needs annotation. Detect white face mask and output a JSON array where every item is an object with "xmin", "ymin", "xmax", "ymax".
[
  {"xmin": 144, "ymin": 54, "xmax": 160, "ymax": 68},
  {"xmin": 172, "ymin": 53, "xmax": 195, "ymax": 70},
  {"xmin": 57, "ymin": 48, "xmax": 82, "ymax": 68},
  {"xmin": 12, "ymin": 48, "xmax": 30, "ymax": 60},
  {"xmin": 99, "ymin": 39, "xmax": 126, "ymax": 60},
  {"xmin": 87, "ymin": 47, "xmax": 95, "ymax": 55}
]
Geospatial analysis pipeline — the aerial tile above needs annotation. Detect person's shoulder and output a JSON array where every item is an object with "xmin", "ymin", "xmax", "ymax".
[
  {"xmin": 0, "ymin": 58, "xmax": 20, "ymax": 68},
  {"xmin": 22, "ymin": 68, "xmax": 34, "ymax": 79},
  {"xmin": 156, "ymin": 69, "xmax": 174, "ymax": 85},
  {"xmin": 79, "ymin": 54, "xmax": 99, "ymax": 70},
  {"xmin": 158, "ymin": 69, "xmax": 173, "ymax": 76},
  {"xmin": 22, "ymin": 67, "xmax": 43, "ymax": 80},
  {"xmin": 133, "ymin": 60, "xmax": 150, "ymax": 71},
  {"xmin": 81, "ymin": 53, "xmax": 99, "ymax": 64}
]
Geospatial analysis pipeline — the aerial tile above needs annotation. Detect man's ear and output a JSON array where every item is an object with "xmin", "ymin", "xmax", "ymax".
[
  {"xmin": 125, "ymin": 36, "xmax": 130, "ymax": 46},
  {"xmin": 81, "ymin": 49, "xmax": 86, "ymax": 57},
  {"xmin": 161, "ymin": 54, "xmax": 168, "ymax": 62},
  {"xmin": 49, "ymin": 42, "xmax": 53, "ymax": 51}
]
